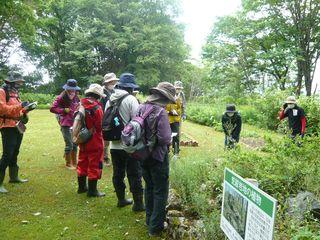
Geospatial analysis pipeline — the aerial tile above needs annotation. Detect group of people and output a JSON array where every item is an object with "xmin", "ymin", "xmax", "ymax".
[
  {"xmin": 48, "ymin": 73, "xmax": 186, "ymax": 236},
  {"xmin": 0, "ymin": 69, "xmax": 307, "ymax": 237},
  {"xmin": 222, "ymin": 96, "xmax": 306, "ymax": 148}
]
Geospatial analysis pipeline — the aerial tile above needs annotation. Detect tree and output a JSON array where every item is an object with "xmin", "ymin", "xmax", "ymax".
[{"xmin": 0, "ymin": 0, "xmax": 37, "ymax": 72}]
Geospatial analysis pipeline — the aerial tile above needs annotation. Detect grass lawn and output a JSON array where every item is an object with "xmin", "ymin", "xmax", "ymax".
[
  {"xmin": 0, "ymin": 110, "xmax": 280, "ymax": 239},
  {"xmin": 0, "ymin": 110, "xmax": 150, "ymax": 240}
]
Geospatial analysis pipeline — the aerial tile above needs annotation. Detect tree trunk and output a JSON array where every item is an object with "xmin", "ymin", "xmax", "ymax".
[{"xmin": 296, "ymin": 60, "xmax": 303, "ymax": 96}]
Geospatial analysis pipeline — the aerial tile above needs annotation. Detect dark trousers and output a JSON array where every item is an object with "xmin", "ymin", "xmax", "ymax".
[
  {"xmin": 0, "ymin": 127, "xmax": 23, "ymax": 173},
  {"xmin": 110, "ymin": 149, "xmax": 143, "ymax": 194},
  {"xmin": 142, "ymin": 153, "xmax": 169, "ymax": 234},
  {"xmin": 170, "ymin": 122, "xmax": 180, "ymax": 154}
]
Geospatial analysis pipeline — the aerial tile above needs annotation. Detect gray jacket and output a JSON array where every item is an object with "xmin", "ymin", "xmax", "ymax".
[{"xmin": 106, "ymin": 89, "xmax": 139, "ymax": 149}]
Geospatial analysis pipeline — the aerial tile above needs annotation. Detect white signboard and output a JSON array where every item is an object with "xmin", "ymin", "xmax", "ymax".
[{"xmin": 221, "ymin": 168, "xmax": 277, "ymax": 240}]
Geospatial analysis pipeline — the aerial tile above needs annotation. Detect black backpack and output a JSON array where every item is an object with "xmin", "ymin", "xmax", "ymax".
[{"xmin": 102, "ymin": 94, "xmax": 129, "ymax": 141}]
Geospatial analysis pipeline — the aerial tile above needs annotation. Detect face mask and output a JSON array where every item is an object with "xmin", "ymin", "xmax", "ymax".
[
  {"xmin": 106, "ymin": 83, "xmax": 116, "ymax": 90},
  {"xmin": 288, "ymin": 104, "xmax": 295, "ymax": 109},
  {"xmin": 67, "ymin": 90, "xmax": 76, "ymax": 99},
  {"xmin": 227, "ymin": 112, "xmax": 235, "ymax": 117}
]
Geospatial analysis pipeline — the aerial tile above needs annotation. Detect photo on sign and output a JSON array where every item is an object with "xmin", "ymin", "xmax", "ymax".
[{"xmin": 223, "ymin": 183, "xmax": 248, "ymax": 239}]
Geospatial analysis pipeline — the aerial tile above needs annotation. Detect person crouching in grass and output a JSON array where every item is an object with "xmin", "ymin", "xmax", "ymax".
[{"xmin": 222, "ymin": 104, "xmax": 242, "ymax": 149}]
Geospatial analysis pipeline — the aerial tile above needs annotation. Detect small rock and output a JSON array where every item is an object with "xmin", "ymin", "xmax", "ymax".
[
  {"xmin": 93, "ymin": 224, "xmax": 97, "ymax": 228},
  {"xmin": 167, "ymin": 210, "xmax": 184, "ymax": 217},
  {"xmin": 33, "ymin": 212, "xmax": 41, "ymax": 216},
  {"xmin": 21, "ymin": 220, "xmax": 29, "ymax": 224},
  {"xmin": 124, "ymin": 232, "xmax": 129, "ymax": 236},
  {"xmin": 63, "ymin": 227, "xmax": 69, "ymax": 231}
]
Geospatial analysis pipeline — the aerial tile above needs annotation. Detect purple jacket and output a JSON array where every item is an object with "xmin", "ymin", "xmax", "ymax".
[
  {"xmin": 138, "ymin": 103, "xmax": 172, "ymax": 162},
  {"xmin": 50, "ymin": 93, "xmax": 80, "ymax": 127}
]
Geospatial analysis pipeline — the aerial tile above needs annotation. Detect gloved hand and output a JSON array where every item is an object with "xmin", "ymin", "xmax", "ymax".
[
  {"xmin": 21, "ymin": 113, "xmax": 29, "ymax": 124},
  {"xmin": 229, "ymin": 137, "xmax": 236, "ymax": 143},
  {"xmin": 64, "ymin": 108, "xmax": 70, "ymax": 114},
  {"xmin": 301, "ymin": 133, "xmax": 305, "ymax": 138},
  {"xmin": 182, "ymin": 114, "xmax": 187, "ymax": 121},
  {"xmin": 21, "ymin": 101, "xmax": 29, "ymax": 108},
  {"xmin": 171, "ymin": 110, "xmax": 178, "ymax": 116}
]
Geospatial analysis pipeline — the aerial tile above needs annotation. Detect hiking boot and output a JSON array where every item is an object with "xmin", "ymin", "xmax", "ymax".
[
  {"xmin": 77, "ymin": 176, "xmax": 88, "ymax": 194},
  {"xmin": 8, "ymin": 166, "xmax": 28, "ymax": 183},
  {"xmin": 87, "ymin": 180, "xmax": 105, "ymax": 197},
  {"xmin": 71, "ymin": 150, "xmax": 78, "ymax": 168},
  {"xmin": 116, "ymin": 190, "xmax": 133, "ymax": 207},
  {"xmin": 0, "ymin": 171, "xmax": 8, "ymax": 193},
  {"xmin": 65, "ymin": 153, "xmax": 75, "ymax": 170},
  {"xmin": 132, "ymin": 192, "xmax": 145, "ymax": 212}
]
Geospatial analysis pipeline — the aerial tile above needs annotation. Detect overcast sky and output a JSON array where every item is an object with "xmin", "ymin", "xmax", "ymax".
[{"xmin": 179, "ymin": 0, "xmax": 242, "ymax": 60}]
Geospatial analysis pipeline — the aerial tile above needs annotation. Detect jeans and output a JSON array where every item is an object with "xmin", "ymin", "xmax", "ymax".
[
  {"xmin": 110, "ymin": 149, "xmax": 143, "ymax": 194},
  {"xmin": 0, "ymin": 127, "xmax": 23, "ymax": 173},
  {"xmin": 170, "ymin": 122, "xmax": 180, "ymax": 154},
  {"xmin": 60, "ymin": 126, "xmax": 77, "ymax": 154},
  {"xmin": 142, "ymin": 153, "xmax": 169, "ymax": 234}
]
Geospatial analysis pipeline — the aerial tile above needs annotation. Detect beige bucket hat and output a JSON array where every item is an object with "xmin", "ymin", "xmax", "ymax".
[{"xmin": 85, "ymin": 84, "xmax": 106, "ymax": 98}]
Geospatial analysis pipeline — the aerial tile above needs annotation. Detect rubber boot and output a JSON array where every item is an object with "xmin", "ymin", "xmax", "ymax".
[
  {"xmin": 0, "ymin": 171, "xmax": 8, "ymax": 193},
  {"xmin": 116, "ymin": 190, "xmax": 133, "ymax": 207},
  {"xmin": 9, "ymin": 166, "xmax": 28, "ymax": 183},
  {"xmin": 87, "ymin": 180, "xmax": 105, "ymax": 197},
  {"xmin": 132, "ymin": 192, "xmax": 145, "ymax": 212},
  {"xmin": 65, "ymin": 153, "xmax": 75, "ymax": 170},
  {"xmin": 77, "ymin": 176, "xmax": 88, "ymax": 194},
  {"xmin": 71, "ymin": 150, "xmax": 77, "ymax": 168}
]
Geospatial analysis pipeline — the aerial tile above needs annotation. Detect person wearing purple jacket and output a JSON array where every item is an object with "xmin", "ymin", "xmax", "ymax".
[
  {"xmin": 50, "ymin": 79, "xmax": 80, "ymax": 169},
  {"xmin": 139, "ymin": 82, "xmax": 176, "ymax": 237}
]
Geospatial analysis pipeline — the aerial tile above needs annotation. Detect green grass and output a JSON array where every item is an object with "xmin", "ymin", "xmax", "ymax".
[{"xmin": 0, "ymin": 110, "xmax": 151, "ymax": 240}]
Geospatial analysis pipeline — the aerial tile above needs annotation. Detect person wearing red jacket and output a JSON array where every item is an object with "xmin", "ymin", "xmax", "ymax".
[
  {"xmin": 0, "ymin": 72, "xmax": 36, "ymax": 193},
  {"xmin": 77, "ymin": 84, "xmax": 106, "ymax": 197},
  {"xmin": 279, "ymin": 96, "xmax": 306, "ymax": 138}
]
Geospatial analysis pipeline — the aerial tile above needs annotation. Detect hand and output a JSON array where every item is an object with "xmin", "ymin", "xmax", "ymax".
[
  {"xmin": 64, "ymin": 108, "xmax": 70, "ymax": 114},
  {"xmin": 171, "ymin": 110, "xmax": 178, "ymax": 116},
  {"xmin": 182, "ymin": 114, "xmax": 187, "ymax": 121},
  {"xmin": 229, "ymin": 137, "xmax": 236, "ymax": 143},
  {"xmin": 301, "ymin": 133, "xmax": 305, "ymax": 138},
  {"xmin": 21, "ymin": 101, "xmax": 29, "ymax": 108}
]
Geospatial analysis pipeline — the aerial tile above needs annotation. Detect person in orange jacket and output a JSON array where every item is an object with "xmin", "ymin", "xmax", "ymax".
[
  {"xmin": 0, "ymin": 72, "xmax": 36, "ymax": 193},
  {"xmin": 77, "ymin": 84, "xmax": 106, "ymax": 197}
]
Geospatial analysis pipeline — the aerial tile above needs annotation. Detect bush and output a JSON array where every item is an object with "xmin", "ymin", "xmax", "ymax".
[
  {"xmin": 20, "ymin": 93, "xmax": 55, "ymax": 109},
  {"xmin": 187, "ymin": 90, "xmax": 320, "ymax": 135}
]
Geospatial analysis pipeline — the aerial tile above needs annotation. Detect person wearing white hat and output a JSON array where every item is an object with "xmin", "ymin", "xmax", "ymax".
[
  {"xmin": 279, "ymin": 96, "xmax": 306, "ymax": 138},
  {"xmin": 77, "ymin": 84, "xmax": 106, "ymax": 197},
  {"xmin": 101, "ymin": 73, "xmax": 119, "ymax": 166}
]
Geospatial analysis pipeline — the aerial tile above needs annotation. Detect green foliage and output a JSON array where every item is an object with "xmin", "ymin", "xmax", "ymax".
[
  {"xmin": 20, "ymin": 93, "xmax": 55, "ymax": 109},
  {"xmin": 187, "ymin": 91, "xmax": 320, "ymax": 135}
]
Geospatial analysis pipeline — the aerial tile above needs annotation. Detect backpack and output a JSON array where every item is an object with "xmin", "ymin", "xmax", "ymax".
[
  {"xmin": 102, "ymin": 94, "xmax": 129, "ymax": 141},
  {"xmin": 72, "ymin": 104, "xmax": 99, "ymax": 144},
  {"xmin": 121, "ymin": 104, "xmax": 156, "ymax": 160}
]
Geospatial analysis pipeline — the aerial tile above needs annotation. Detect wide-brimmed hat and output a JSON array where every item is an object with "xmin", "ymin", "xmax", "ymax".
[
  {"xmin": 226, "ymin": 104, "xmax": 236, "ymax": 113},
  {"xmin": 174, "ymin": 81, "xmax": 183, "ymax": 90},
  {"xmin": 117, "ymin": 73, "xmax": 139, "ymax": 89},
  {"xmin": 103, "ymin": 73, "xmax": 119, "ymax": 84},
  {"xmin": 150, "ymin": 82, "xmax": 176, "ymax": 103},
  {"xmin": 5, "ymin": 71, "xmax": 25, "ymax": 83},
  {"xmin": 285, "ymin": 96, "xmax": 297, "ymax": 104},
  {"xmin": 63, "ymin": 79, "xmax": 81, "ymax": 91},
  {"xmin": 85, "ymin": 84, "xmax": 106, "ymax": 98}
]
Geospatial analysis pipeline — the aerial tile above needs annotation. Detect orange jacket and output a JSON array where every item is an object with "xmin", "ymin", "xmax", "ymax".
[{"xmin": 0, "ymin": 88, "xmax": 23, "ymax": 128}]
